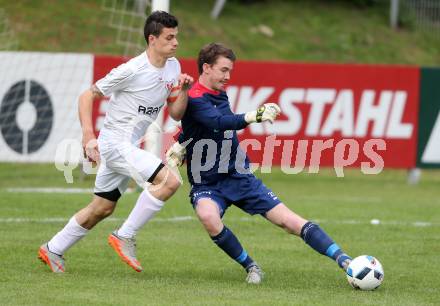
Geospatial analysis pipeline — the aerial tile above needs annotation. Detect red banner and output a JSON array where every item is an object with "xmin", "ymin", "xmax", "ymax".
[{"xmin": 94, "ymin": 55, "xmax": 420, "ymax": 169}]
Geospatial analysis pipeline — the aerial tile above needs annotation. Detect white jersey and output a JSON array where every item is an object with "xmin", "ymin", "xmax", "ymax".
[{"xmin": 96, "ymin": 51, "xmax": 181, "ymax": 145}]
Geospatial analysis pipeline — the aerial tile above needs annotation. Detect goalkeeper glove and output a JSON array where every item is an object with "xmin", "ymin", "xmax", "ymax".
[
  {"xmin": 166, "ymin": 141, "xmax": 186, "ymax": 167},
  {"xmin": 244, "ymin": 103, "xmax": 281, "ymax": 124}
]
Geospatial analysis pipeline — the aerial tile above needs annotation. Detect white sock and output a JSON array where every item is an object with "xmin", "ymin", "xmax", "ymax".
[
  {"xmin": 117, "ymin": 189, "xmax": 165, "ymax": 239},
  {"xmin": 47, "ymin": 216, "xmax": 89, "ymax": 255}
]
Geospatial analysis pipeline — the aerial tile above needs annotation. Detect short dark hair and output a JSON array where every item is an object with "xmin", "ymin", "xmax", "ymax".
[
  {"xmin": 144, "ymin": 11, "xmax": 178, "ymax": 44},
  {"xmin": 197, "ymin": 43, "xmax": 236, "ymax": 74}
]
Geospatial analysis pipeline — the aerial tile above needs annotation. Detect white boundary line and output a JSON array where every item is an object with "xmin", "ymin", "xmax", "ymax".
[
  {"xmin": 0, "ymin": 216, "xmax": 437, "ymax": 227},
  {"xmin": 6, "ymin": 188, "xmax": 94, "ymax": 194},
  {"xmin": 5, "ymin": 187, "xmax": 136, "ymax": 194}
]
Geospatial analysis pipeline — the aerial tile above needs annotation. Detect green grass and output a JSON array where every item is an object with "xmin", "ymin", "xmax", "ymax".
[
  {"xmin": 0, "ymin": 163, "xmax": 439, "ymax": 305},
  {"xmin": 1, "ymin": 0, "xmax": 440, "ymax": 65}
]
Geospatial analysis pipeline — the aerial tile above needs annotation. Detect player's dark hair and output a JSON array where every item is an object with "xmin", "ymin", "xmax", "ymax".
[
  {"xmin": 144, "ymin": 11, "xmax": 178, "ymax": 44},
  {"xmin": 197, "ymin": 43, "xmax": 236, "ymax": 74}
]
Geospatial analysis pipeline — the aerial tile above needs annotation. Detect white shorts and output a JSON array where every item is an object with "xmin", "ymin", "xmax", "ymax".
[{"xmin": 94, "ymin": 141, "xmax": 163, "ymax": 195}]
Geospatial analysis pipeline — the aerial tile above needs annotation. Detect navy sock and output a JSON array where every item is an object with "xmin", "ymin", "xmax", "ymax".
[
  {"xmin": 211, "ymin": 226, "xmax": 255, "ymax": 271},
  {"xmin": 300, "ymin": 221, "xmax": 351, "ymax": 268}
]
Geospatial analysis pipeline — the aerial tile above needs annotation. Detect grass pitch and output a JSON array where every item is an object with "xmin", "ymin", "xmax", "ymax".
[{"xmin": 0, "ymin": 163, "xmax": 439, "ymax": 305}]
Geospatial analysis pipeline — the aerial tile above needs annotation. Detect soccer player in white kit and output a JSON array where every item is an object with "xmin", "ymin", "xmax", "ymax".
[{"xmin": 38, "ymin": 11, "xmax": 193, "ymax": 273}]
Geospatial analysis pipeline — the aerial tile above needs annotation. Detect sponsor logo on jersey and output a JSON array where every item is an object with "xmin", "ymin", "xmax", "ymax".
[{"xmin": 138, "ymin": 105, "xmax": 163, "ymax": 116}]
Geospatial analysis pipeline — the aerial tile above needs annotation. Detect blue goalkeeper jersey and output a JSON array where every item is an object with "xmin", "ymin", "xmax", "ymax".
[{"xmin": 179, "ymin": 81, "xmax": 251, "ymax": 186}]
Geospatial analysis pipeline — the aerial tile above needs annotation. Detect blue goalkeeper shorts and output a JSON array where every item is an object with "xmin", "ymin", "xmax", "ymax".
[{"xmin": 189, "ymin": 173, "xmax": 282, "ymax": 217}]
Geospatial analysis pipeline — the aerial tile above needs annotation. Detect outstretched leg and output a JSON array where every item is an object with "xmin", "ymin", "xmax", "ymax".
[{"xmin": 265, "ymin": 203, "xmax": 351, "ymax": 270}]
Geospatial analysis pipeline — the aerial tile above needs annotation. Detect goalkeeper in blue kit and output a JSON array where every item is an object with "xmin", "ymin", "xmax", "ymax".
[{"xmin": 166, "ymin": 43, "xmax": 352, "ymax": 284}]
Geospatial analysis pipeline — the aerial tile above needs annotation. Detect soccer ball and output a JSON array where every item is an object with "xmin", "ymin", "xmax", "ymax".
[{"xmin": 346, "ymin": 255, "xmax": 384, "ymax": 290}]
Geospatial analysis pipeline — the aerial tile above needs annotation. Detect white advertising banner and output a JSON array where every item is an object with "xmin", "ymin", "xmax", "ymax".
[{"xmin": 0, "ymin": 52, "xmax": 93, "ymax": 162}]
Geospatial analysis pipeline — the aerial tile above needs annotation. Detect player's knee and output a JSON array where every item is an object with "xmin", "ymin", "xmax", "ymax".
[
  {"xmin": 153, "ymin": 168, "xmax": 181, "ymax": 194},
  {"xmin": 153, "ymin": 176, "xmax": 180, "ymax": 201},
  {"xmin": 89, "ymin": 202, "xmax": 115, "ymax": 219},
  {"xmin": 283, "ymin": 216, "xmax": 306, "ymax": 235},
  {"xmin": 152, "ymin": 165, "xmax": 181, "ymax": 190},
  {"xmin": 197, "ymin": 209, "xmax": 220, "ymax": 228},
  {"xmin": 96, "ymin": 205, "xmax": 115, "ymax": 218}
]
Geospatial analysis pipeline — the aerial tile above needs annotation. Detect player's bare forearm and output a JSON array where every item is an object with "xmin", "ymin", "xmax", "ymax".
[
  {"xmin": 78, "ymin": 85, "xmax": 103, "ymax": 162},
  {"xmin": 167, "ymin": 73, "xmax": 194, "ymax": 121},
  {"xmin": 78, "ymin": 85, "xmax": 102, "ymax": 136},
  {"xmin": 167, "ymin": 90, "xmax": 188, "ymax": 121}
]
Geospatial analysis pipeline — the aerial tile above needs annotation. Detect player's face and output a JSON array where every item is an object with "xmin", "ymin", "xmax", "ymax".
[
  {"xmin": 205, "ymin": 56, "xmax": 233, "ymax": 91},
  {"xmin": 150, "ymin": 27, "xmax": 179, "ymax": 58}
]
